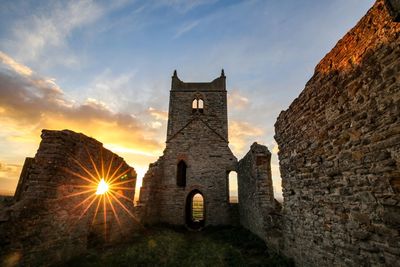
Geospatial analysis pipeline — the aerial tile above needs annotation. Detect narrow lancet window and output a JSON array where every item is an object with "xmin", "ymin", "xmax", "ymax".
[
  {"xmin": 177, "ymin": 160, "xmax": 187, "ymax": 187},
  {"xmin": 192, "ymin": 99, "xmax": 198, "ymax": 113},
  {"xmin": 228, "ymin": 171, "xmax": 238, "ymax": 203},
  {"xmin": 198, "ymin": 99, "xmax": 204, "ymax": 113}
]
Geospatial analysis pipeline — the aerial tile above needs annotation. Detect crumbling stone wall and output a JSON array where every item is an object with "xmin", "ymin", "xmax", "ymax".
[
  {"xmin": 136, "ymin": 156, "xmax": 165, "ymax": 224},
  {"xmin": 0, "ymin": 130, "xmax": 137, "ymax": 266},
  {"xmin": 275, "ymin": 1, "xmax": 400, "ymax": 266},
  {"xmin": 237, "ymin": 143, "xmax": 282, "ymax": 249},
  {"xmin": 14, "ymin": 157, "xmax": 34, "ymax": 201}
]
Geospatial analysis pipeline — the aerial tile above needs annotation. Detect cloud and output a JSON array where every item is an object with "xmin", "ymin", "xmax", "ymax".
[
  {"xmin": 156, "ymin": 0, "xmax": 218, "ymax": 13},
  {"xmin": 2, "ymin": 1, "xmax": 105, "ymax": 68},
  {"xmin": 0, "ymin": 51, "xmax": 168, "ymax": 194},
  {"xmin": 148, "ymin": 107, "xmax": 168, "ymax": 121},
  {"xmin": 0, "ymin": 161, "xmax": 22, "ymax": 195},
  {"xmin": 174, "ymin": 20, "xmax": 200, "ymax": 39},
  {"xmin": 227, "ymin": 90, "xmax": 249, "ymax": 110},
  {"xmin": 83, "ymin": 68, "xmax": 170, "ymax": 121},
  {"xmin": 0, "ymin": 51, "xmax": 163, "ymax": 155},
  {"xmin": 0, "ymin": 162, "xmax": 22, "ymax": 174},
  {"xmin": 0, "ymin": 51, "xmax": 33, "ymax": 76},
  {"xmin": 1, "ymin": 0, "xmax": 138, "ymax": 68},
  {"xmin": 229, "ymin": 120, "xmax": 263, "ymax": 155},
  {"xmin": 89, "ymin": 69, "xmax": 137, "ymax": 97},
  {"xmin": 2, "ymin": 0, "xmax": 217, "ymax": 69}
]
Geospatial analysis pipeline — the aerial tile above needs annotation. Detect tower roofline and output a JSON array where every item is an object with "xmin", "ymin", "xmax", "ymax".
[{"xmin": 171, "ymin": 69, "xmax": 226, "ymax": 91}]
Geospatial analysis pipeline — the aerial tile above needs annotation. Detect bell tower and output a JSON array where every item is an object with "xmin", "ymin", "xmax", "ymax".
[
  {"xmin": 166, "ymin": 69, "xmax": 228, "ymax": 143},
  {"xmin": 139, "ymin": 70, "xmax": 237, "ymax": 228}
]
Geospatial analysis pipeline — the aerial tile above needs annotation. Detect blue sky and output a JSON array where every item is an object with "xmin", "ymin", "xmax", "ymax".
[{"xmin": 0, "ymin": 0, "xmax": 375, "ymax": 198}]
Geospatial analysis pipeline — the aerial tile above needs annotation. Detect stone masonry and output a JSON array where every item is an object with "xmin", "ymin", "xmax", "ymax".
[
  {"xmin": 0, "ymin": 73, "xmax": 277, "ymax": 265},
  {"xmin": 0, "ymin": 130, "xmax": 137, "ymax": 266},
  {"xmin": 2, "ymin": 1, "xmax": 399, "ymax": 266},
  {"xmin": 138, "ymin": 71, "xmax": 238, "ymax": 227},
  {"xmin": 275, "ymin": 0, "xmax": 400, "ymax": 266},
  {"xmin": 237, "ymin": 142, "xmax": 282, "ymax": 249}
]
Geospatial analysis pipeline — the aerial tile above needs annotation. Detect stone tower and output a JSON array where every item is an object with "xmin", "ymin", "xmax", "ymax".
[{"xmin": 138, "ymin": 70, "xmax": 237, "ymax": 228}]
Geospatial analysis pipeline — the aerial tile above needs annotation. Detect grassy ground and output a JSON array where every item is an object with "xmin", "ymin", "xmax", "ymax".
[{"xmin": 62, "ymin": 225, "xmax": 294, "ymax": 267}]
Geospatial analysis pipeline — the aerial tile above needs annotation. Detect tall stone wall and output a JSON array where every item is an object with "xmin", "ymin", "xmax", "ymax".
[
  {"xmin": 237, "ymin": 143, "xmax": 282, "ymax": 249},
  {"xmin": 136, "ymin": 156, "xmax": 165, "ymax": 224},
  {"xmin": 139, "ymin": 120, "xmax": 237, "ymax": 226},
  {"xmin": 275, "ymin": 0, "xmax": 400, "ymax": 266},
  {"xmin": 0, "ymin": 130, "xmax": 138, "ymax": 266}
]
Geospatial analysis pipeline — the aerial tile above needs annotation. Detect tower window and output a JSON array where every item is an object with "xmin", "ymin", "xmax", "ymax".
[
  {"xmin": 177, "ymin": 160, "xmax": 187, "ymax": 187},
  {"xmin": 198, "ymin": 99, "xmax": 204, "ymax": 113},
  {"xmin": 192, "ymin": 98, "xmax": 204, "ymax": 114}
]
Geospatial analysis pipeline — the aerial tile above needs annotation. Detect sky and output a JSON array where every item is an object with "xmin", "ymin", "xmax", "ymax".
[{"xmin": 0, "ymin": 0, "xmax": 375, "ymax": 199}]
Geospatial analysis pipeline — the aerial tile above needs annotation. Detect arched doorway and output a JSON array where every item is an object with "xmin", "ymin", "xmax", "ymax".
[{"xmin": 185, "ymin": 190, "xmax": 205, "ymax": 229}]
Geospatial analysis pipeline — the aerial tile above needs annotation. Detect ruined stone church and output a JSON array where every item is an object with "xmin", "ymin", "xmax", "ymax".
[
  {"xmin": 1, "ymin": 1, "xmax": 400, "ymax": 266},
  {"xmin": 138, "ymin": 70, "xmax": 238, "ymax": 228}
]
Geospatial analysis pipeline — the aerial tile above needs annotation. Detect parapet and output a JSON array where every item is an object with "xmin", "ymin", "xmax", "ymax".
[{"xmin": 171, "ymin": 69, "xmax": 226, "ymax": 91}]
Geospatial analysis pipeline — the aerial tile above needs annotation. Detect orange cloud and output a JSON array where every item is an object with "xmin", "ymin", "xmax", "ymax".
[
  {"xmin": 0, "ymin": 51, "xmax": 162, "ymax": 150},
  {"xmin": 229, "ymin": 120, "xmax": 263, "ymax": 155},
  {"xmin": 0, "ymin": 51, "xmax": 33, "ymax": 76},
  {"xmin": 148, "ymin": 107, "xmax": 168, "ymax": 121},
  {"xmin": 0, "ymin": 52, "xmax": 269, "ymax": 199},
  {"xmin": 0, "ymin": 51, "xmax": 164, "ymax": 195},
  {"xmin": 228, "ymin": 90, "xmax": 249, "ymax": 110},
  {"xmin": 0, "ymin": 162, "xmax": 22, "ymax": 195}
]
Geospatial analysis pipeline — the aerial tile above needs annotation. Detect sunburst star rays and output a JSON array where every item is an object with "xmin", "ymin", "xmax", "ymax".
[{"xmin": 60, "ymin": 146, "xmax": 139, "ymax": 239}]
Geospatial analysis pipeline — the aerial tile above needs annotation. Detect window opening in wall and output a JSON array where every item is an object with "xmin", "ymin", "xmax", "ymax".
[
  {"xmin": 228, "ymin": 171, "xmax": 238, "ymax": 203},
  {"xmin": 192, "ymin": 98, "xmax": 204, "ymax": 114},
  {"xmin": 192, "ymin": 99, "xmax": 197, "ymax": 111},
  {"xmin": 198, "ymin": 99, "xmax": 204, "ymax": 113},
  {"xmin": 177, "ymin": 160, "xmax": 187, "ymax": 187}
]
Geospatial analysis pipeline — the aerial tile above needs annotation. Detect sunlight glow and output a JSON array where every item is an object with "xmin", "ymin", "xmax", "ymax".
[
  {"xmin": 96, "ymin": 178, "xmax": 109, "ymax": 195},
  {"xmin": 61, "ymin": 146, "xmax": 139, "ymax": 239}
]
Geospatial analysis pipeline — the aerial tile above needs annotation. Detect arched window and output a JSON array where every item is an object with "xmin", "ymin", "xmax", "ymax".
[
  {"xmin": 198, "ymin": 99, "xmax": 204, "ymax": 113},
  {"xmin": 228, "ymin": 171, "xmax": 238, "ymax": 203},
  {"xmin": 192, "ymin": 98, "xmax": 204, "ymax": 114},
  {"xmin": 177, "ymin": 160, "xmax": 187, "ymax": 187}
]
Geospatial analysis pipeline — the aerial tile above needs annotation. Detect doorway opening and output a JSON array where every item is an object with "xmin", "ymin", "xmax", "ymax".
[{"xmin": 185, "ymin": 190, "xmax": 205, "ymax": 229}]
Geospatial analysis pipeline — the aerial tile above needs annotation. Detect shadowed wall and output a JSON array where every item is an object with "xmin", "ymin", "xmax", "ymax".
[
  {"xmin": 0, "ymin": 130, "xmax": 137, "ymax": 266},
  {"xmin": 275, "ymin": 1, "xmax": 400, "ymax": 265}
]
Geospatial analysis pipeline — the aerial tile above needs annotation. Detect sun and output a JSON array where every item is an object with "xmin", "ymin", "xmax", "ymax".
[
  {"xmin": 61, "ymin": 146, "xmax": 138, "ymax": 238},
  {"xmin": 96, "ymin": 178, "xmax": 109, "ymax": 195}
]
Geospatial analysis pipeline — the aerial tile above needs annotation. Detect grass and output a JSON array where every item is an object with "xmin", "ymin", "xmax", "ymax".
[{"xmin": 61, "ymin": 225, "xmax": 294, "ymax": 267}]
